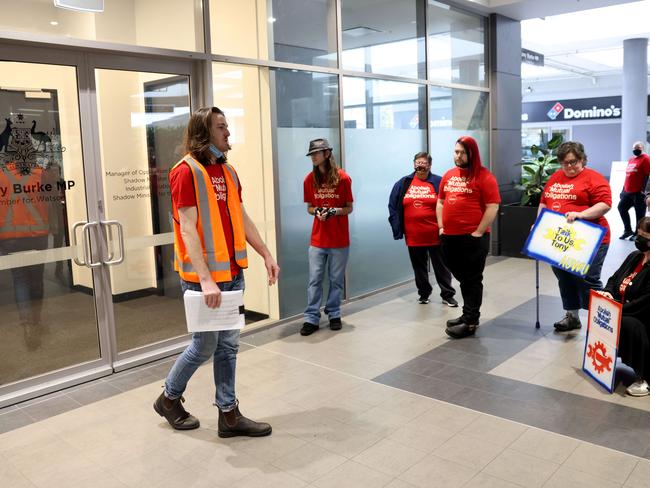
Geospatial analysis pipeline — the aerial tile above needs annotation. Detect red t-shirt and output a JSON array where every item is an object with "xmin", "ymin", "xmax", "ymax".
[
  {"xmin": 619, "ymin": 256, "xmax": 644, "ymax": 302},
  {"xmin": 540, "ymin": 167, "xmax": 612, "ymax": 244},
  {"xmin": 403, "ymin": 177, "xmax": 439, "ymax": 246},
  {"xmin": 303, "ymin": 169, "xmax": 353, "ymax": 248},
  {"xmin": 623, "ymin": 154, "xmax": 650, "ymax": 192},
  {"xmin": 170, "ymin": 162, "xmax": 243, "ymax": 278},
  {"xmin": 438, "ymin": 166, "xmax": 501, "ymax": 235}
]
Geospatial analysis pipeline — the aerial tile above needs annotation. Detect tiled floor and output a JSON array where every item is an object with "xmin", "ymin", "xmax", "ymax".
[{"xmin": 2, "ymin": 236, "xmax": 650, "ymax": 487}]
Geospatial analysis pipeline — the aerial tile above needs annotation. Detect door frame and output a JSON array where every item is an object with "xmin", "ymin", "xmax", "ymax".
[{"xmin": 0, "ymin": 40, "xmax": 205, "ymax": 406}]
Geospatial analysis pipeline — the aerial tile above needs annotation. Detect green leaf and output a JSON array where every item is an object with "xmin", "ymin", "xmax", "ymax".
[
  {"xmin": 530, "ymin": 145, "xmax": 539, "ymax": 156},
  {"xmin": 548, "ymin": 133, "xmax": 564, "ymax": 149}
]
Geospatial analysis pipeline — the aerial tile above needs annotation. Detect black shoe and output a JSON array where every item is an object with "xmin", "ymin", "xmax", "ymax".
[
  {"xmin": 218, "ymin": 406, "xmax": 272, "ymax": 438},
  {"xmin": 445, "ymin": 323, "xmax": 477, "ymax": 339},
  {"xmin": 619, "ymin": 231, "xmax": 634, "ymax": 239},
  {"xmin": 446, "ymin": 316, "xmax": 465, "ymax": 327},
  {"xmin": 629, "ymin": 233, "xmax": 637, "ymax": 241},
  {"xmin": 329, "ymin": 317, "xmax": 342, "ymax": 330},
  {"xmin": 300, "ymin": 322, "xmax": 319, "ymax": 336},
  {"xmin": 418, "ymin": 297, "xmax": 430, "ymax": 304},
  {"xmin": 154, "ymin": 392, "xmax": 200, "ymax": 430},
  {"xmin": 554, "ymin": 314, "xmax": 581, "ymax": 332},
  {"xmin": 442, "ymin": 297, "xmax": 459, "ymax": 308}
]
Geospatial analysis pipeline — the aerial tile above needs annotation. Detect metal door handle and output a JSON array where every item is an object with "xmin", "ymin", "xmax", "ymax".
[
  {"xmin": 101, "ymin": 220, "xmax": 125, "ymax": 265},
  {"xmin": 71, "ymin": 221, "xmax": 87, "ymax": 266},
  {"xmin": 82, "ymin": 222, "xmax": 102, "ymax": 268}
]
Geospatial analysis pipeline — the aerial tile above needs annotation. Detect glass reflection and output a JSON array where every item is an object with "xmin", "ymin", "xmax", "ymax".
[
  {"xmin": 343, "ymin": 77, "xmax": 426, "ymax": 297},
  {"xmin": 342, "ymin": 0, "xmax": 426, "ymax": 78},
  {"xmin": 272, "ymin": 68, "xmax": 340, "ymax": 317}
]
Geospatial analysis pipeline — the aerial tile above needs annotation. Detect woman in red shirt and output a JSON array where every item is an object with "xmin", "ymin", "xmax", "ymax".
[
  {"xmin": 437, "ymin": 136, "xmax": 501, "ymax": 339},
  {"xmin": 539, "ymin": 141, "xmax": 612, "ymax": 332},
  {"xmin": 597, "ymin": 217, "xmax": 650, "ymax": 396}
]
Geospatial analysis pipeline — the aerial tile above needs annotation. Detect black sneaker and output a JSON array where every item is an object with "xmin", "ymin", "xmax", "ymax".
[
  {"xmin": 442, "ymin": 297, "xmax": 459, "ymax": 308},
  {"xmin": 300, "ymin": 322, "xmax": 319, "ymax": 336},
  {"xmin": 329, "ymin": 317, "xmax": 342, "ymax": 330},
  {"xmin": 554, "ymin": 314, "xmax": 581, "ymax": 332},
  {"xmin": 418, "ymin": 297, "xmax": 430, "ymax": 304},
  {"xmin": 619, "ymin": 231, "xmax": 634, "ymax": 239}
]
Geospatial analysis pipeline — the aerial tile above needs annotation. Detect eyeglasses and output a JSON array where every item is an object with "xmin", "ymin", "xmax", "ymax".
[{"xmin": 560, "ymin": 159, "xmax": 581, "ymax": 167}]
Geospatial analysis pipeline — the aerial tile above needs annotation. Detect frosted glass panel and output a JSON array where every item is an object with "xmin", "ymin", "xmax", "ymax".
[
  {"xmin": 343, "ymin": 78, "xmax": 426, "ymax": 297},
  {"xmin": 272, "ymin": 69, "xmax": 340, "ymax": 318},
  {"xmin": 429, "ymin": 87, "xmax": 489, "ymax": 176}
]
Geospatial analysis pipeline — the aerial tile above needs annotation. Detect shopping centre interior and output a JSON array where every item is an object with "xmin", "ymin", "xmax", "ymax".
[{"xmin": 1, "ymin": 0, "xmax": 650, "ymax": 487}]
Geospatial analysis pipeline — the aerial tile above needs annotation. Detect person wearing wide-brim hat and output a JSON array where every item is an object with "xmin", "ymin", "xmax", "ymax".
[{"xmin": 301, "ymin": 138, "xmax": 354, "ymax": 336}]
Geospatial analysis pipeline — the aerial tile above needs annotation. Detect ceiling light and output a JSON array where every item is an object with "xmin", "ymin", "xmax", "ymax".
[
  {"xmin": 50, "ymin": 21, "xmax": 59, "ymax": 26},
  {"xmin": 268, "ymin": 16, "xmax": 276, "ymax": 23},
  {"xmin": 343, "ymin": 26, "xmax": 382, "ymax": 37}
]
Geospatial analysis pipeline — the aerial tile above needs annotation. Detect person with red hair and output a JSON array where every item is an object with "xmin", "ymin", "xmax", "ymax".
[{"xmin": 436, "ymin": 136, "xmax": 501, "ymax": 339}]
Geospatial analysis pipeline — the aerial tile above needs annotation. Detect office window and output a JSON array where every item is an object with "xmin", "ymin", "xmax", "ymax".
[
  {"xmin": 273, "ymin": 69, "xmax": 340, "ymax": 317},
  {"xmin": 211, "ymin": 0, "xmax": 337, "ymax": 67},
  {"xmin": 427, "ymin": 1, "xmax": 487, "ymax": 87},
  {"xmin": 341, "ymin": 0, "xmax": 426, "ymax": 79},
  {"xmin": 343, "ymin": 77, "xmax": 426, "ymax": 297},
  {"xmin": 429, "ymin": 87, "xmax": 489, "ymax": 176}
]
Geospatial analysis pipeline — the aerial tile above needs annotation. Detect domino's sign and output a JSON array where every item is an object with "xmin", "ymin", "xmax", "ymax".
[{"xmin": 523, "ymin": 96, "xmax": 624, "ymax": 123}]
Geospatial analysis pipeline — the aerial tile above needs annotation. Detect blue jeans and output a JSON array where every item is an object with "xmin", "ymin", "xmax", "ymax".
[
  {"xmin": 304, "ymin": 246, "xmax": 349, "ymax": 325},
  {"xmin": 552, "ymin": 243, "xmax": 609, "ymax": 310},
  {"xmin": 164, "ymin": 271, "xmax": 244, "ymax": 412}
]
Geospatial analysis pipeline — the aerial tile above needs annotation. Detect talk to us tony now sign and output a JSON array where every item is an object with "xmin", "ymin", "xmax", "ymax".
[
  {"xmin": 523, "ymin": 209, "xmax": 606, "ymax": 278},
  {"xmin": 583, "ymin": 291, "xmax": 622, "ymax": 393}
]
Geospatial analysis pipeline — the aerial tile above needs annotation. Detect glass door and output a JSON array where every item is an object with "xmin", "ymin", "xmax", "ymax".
[
  {"xmin": 90, "ymin": 66, "xmax": 193, "ymax": 366},
  {"xmin": 0, "ymin": 55, "xmax": 108, "ymax": 400}
]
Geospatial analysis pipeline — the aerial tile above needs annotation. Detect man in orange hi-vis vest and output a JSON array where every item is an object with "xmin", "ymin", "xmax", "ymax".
[
  {"xmin": 0, "ymin": 162, "xmax": 53, "ymax": 350},
  {"xmin": 154, "ymin": 107, "xmax": 280, "ymax": 438}
]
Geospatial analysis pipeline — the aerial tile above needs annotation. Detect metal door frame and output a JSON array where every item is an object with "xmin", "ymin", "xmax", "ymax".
[{"xmin": 0, "ymin": 39, "xmax": 206, "ymax": 406}]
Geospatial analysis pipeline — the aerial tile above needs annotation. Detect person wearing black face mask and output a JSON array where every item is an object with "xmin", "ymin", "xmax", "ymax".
[
  {"xmin": 388, "ymin": 152, "xmax": 457, "ymax": 307},
  {"xmin": 618, "ymin": 141, "xmax": 650, "ymax": 240},
  {"xmin": 597, "ymin": 216, "xmax": 650, "ymax": 396}
]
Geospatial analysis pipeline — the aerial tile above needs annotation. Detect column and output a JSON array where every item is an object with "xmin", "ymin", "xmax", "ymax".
[
  {"xmin": 621, "ymin": 38, "xmax": 648, "ymax": 160},
  {"xmin": 488, "ymin": 14, "xmax": 522, "ymax": 253}
]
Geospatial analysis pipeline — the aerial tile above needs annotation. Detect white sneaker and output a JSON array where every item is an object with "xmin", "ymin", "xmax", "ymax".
[{"xmin": 626, "ymin": 380, "xmax": 650, "ymax": 397}]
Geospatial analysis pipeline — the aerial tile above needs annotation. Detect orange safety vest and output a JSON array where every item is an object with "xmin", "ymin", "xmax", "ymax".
[
  {"xmin": 0, "ymin": 164, "xmax": 49, "ymax": 239},
  {"xmin": 171, "ymin": 155, "xmax": 248, "ymax": 283}
]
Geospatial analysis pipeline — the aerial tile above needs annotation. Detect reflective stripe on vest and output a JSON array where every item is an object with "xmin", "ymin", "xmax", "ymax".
[
  {"xmin": 171, "ymin": 155, "xmax": 248, "ymax": 283},
  {"xmin": 0, "ymin": 167, "xmax": 49, "ymax": 238}
]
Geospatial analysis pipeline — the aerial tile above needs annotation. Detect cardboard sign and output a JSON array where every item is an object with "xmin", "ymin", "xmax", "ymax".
[
  {"xmin": 523, "ymin": 208, "xmax": 606, "ymax": 277},
  {"xmin": 582, "ymin": 290, "xmax": 622, "ymax": 393}
]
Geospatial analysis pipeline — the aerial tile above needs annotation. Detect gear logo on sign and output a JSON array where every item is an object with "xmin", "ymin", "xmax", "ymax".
[
  {"xmin": 547, "ymin": 102, "xmax": 564, "ymax": 120},
  {"xmin": 587, "ymin": 341, "xmax": 613, "ymax": 374}
]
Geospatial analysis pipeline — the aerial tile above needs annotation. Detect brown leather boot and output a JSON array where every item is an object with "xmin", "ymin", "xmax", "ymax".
[
  {"xmin": 218, "ymin": 406, "xmax": 272, "ymax": 438},
  {"xmin": 153, "ymin": 392, "xmax": 200, "ymax": 430}
]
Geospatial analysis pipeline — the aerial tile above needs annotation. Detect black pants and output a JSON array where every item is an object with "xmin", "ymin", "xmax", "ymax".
[
  {"xmin": 618, "ymin": 191, "xmax": 646, "ymax": 233},
  {"xmin": 618, "ymin": 315, "xmax": 650, "ymax": 380},
  {"xmin": 407, "ymin": 245, "xmax": 455, "ymax": 301},
  {"xmin": 440, "ymin": 234, "xmax": 490, "ymax": 323}
]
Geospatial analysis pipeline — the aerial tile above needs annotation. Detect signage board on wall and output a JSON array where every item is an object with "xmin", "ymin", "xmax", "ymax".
[
  {"xmin": 522, "ymin": 96, "xmax": 623, "ymax": 123},
  {"xmin": 521, "ymin": 48, "xmax": 544, "ymax": 66}
]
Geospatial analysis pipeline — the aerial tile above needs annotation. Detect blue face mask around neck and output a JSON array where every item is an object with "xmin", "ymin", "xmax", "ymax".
[{"xmin": 209, "ymin": 144, "xmax": 225, "ymax": 160}]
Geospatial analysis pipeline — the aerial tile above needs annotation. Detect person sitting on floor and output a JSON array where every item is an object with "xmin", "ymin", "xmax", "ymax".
[{"xmin": 597, "ymin": 216, "xmax": 650, "ymax": 396}]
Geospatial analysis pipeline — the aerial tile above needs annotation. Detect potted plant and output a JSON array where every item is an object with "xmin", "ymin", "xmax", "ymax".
[{"xmin": 499, "ymin": 131, "xmax": 562, "ymax": 257}]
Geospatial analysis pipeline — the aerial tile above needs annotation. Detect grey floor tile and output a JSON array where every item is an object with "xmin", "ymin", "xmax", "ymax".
[
  {"xmin": 582, "ymin": 423, "xmax": 650, "ymax": 458},
  {"xmin": 66, "ymin": 381, "xmax": 123, "ymax": 406},
  {"xmin": 106, "ymin": 368, "xmax": 160, "ymax": 392},
  {"xmin": 399, "ymin": 357, "xmax": 445, "ymax": 378},
  {"xmin": 373, "ymin": 369, "xmax": 430, "ymax": 391},
  {"xmin": 20, "ymin": 394, "xmax": 82, "ymax": 422},
  {"xmin": 0, "ymin": 408, "xmax": 34, "ymax": 434}
]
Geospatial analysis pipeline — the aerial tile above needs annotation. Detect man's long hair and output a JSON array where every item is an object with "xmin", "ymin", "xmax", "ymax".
[
  {"xmin": 312, "ymin": 150, "xmax": 340, "ymax": 190},
  {"xmin": 456, "ymin": 135, "xmax": 482, "ymax": 182},
  {"xmin": 183, "ymin": 106, "xmax": 225, "ymax": 165}
]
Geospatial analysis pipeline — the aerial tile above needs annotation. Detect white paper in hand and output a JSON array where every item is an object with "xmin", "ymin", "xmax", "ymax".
[{"xmin": 183, "ymin": 289, "xmax": 245, "ymax": 332}]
